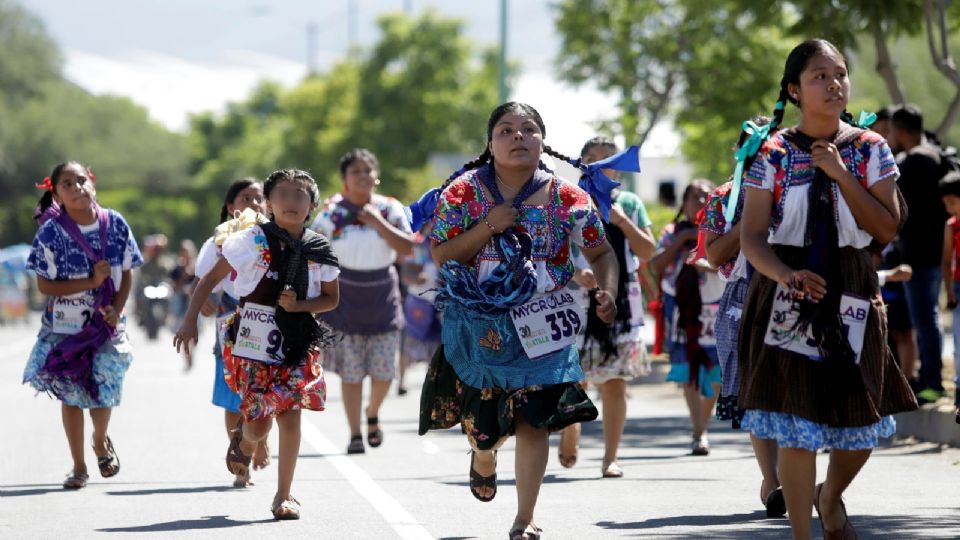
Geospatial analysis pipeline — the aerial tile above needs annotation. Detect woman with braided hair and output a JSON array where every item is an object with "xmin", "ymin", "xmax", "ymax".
[
  {"xmin": 738, "ymin": 39, "xmax": 917, "ymax": 539},
  {"xmin": 418, "ymin": 102, "xmax": 620, "ymax": 539}
]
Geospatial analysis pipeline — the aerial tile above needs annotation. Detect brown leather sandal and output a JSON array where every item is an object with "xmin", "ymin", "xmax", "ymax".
[
  {"xmin": 226, "ymin": 420, "xmax": 251, "ymax": 475},
  {"xmin": 62, "ymin": 471, "xmax": 89, "ymax": 489},
  {"xmin": 814, "ymin": 483, "xmax": 857, "ymax": 539},
  {"xmin": 271, "ymin": 496, "xmax": 301, "ymax": 520},
  {"xmin": 94, "ymin": 436, "xmax": 120, "ymax": 478}
]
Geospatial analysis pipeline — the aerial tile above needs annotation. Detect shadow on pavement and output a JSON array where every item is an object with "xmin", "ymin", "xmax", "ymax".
[
  {"xmin": 106, "ymin": 485, "xmax": 239, "ymax": 496},
  {"xmin": 97, "ymin": 515, "xmax": 275, "ymax": 533},
  {"xmin": 0, "ymin": 485, "xmax": 66, "ymax": 497},
  {"xmin": 596, "ymin": 513, "xmax": 960, "ymax": 539}
]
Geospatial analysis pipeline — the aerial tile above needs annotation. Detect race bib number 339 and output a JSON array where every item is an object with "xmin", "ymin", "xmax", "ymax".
[
  {"xmin": 233, "ymin": 303, "xmax": 285, "ymax": 364},
  {"xmin": 511, "ymin": 290, "xmax": 585, "ymax": 359}
]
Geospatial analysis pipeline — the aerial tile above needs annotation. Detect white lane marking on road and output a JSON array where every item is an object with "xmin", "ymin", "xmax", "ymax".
[
  {"xmin": 421, "ymin": 440, "xmax": 440, "ymax": 455},
  {"xmin": 301, "ymin": 420, "xmax": 434, "ymax": 540}
]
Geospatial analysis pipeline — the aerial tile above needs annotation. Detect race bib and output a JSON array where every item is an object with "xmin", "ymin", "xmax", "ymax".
[
  {"xmin": 763, "ymin": 285, "xmax": 869, "ymax": 364},
  {"xmin": 511, "ymin": 290, "xmax": 585, "ymax": 359},
  {"xmin": 672, "ymin": 303, "xmax": 719, "ymax": 346},
  {"xmin": 233, "ymin": 303, "xmax": 285, "ymax": 364},
  {"xmin": 51, "ymin": 295, "xmax": 96, "ymax": 335},
  {"xmin": 628, "ymin": 281, "xmax": 645, "ymax": 327}
]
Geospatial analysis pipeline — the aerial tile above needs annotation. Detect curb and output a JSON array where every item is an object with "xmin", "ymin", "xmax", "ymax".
[{"xmin": 895, "ymin": 401, "xmax": 960, "ymax": 447}]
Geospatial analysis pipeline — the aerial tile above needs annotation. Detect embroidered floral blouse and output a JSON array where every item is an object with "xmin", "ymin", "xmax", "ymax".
[
  {"xmin": 743, "ymin": 130, "xmax": 899, "ymax": 248},
  {"xmin": 699, "ymin": 180, "xmax": 749, "ymax": 282},
  {"xmin": 431, "ymin": 168, "xmax": 606, "ymax": 293}
]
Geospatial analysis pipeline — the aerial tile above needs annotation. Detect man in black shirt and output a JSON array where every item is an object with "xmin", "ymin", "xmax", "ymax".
[{"xmin": 892, "ymin": 104, "xmax": 948, "ymax": 401}]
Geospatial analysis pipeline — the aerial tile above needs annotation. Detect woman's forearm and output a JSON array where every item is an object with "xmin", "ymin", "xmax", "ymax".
[
  {"xmin": 583, "ymin": 241, "xmax": 619, "ymax": 295},
  {"xmin": 705, "ymin": 223, "xmax": 742, "ymax": 268},
  {"xmin": 431, "ymin": 223, "xmax": 494, "ymax": 266},
  {"xmin": 112, "ymin": 270, "xmax": 133, "ymax": 313},
  {"xmin": 37, "ymin": 276, "xmax": 99, "ymax": 297},
  {"xmin": 374, "ymin": 220, "xmax": 415, "ymax": 257}
]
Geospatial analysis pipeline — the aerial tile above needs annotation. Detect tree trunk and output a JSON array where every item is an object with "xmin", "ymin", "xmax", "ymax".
[
  {"xmin": 635, "ymin": 71, "xmax": 676, "ymax": 149},
  {"xmin": 923, "ymin": 0, "xmax": 960, "ymax": 137},
  {"xmin": 872, "ymin": 20, "xmax": 905, "ymax": 105}
]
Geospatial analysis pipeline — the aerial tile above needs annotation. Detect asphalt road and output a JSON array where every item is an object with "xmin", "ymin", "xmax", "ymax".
[{"xmin": 2, "ymin": 317, "xmax": 959, "ymax": 539}]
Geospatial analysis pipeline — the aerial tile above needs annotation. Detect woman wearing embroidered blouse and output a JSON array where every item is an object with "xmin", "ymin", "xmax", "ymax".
[
  {"xmin": 311, "ymin": 149, "xmax": 414, "ymax": 455},
  {"xmin": 418, "ymin": 102, "xmax": 618, "ymax": 540},
  {"xmin": 739, "ymin": 40, "xmax": 916, "ymax": 539}
]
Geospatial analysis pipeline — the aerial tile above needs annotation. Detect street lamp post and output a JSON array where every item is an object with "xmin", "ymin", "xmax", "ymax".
[{"xmin": 498, "ymin": 0, "xmax": 508, "ymax": 103}]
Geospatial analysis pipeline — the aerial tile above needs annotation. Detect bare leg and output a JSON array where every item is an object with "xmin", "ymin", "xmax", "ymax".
[
  {"xmin": 274, "ymin": 409, "xmax": 301, "ymax": 503},
  {"xmin": 778, "ymin": 447, "xmax": 816, "ymax": 540},
  {"xmin": 341, "ymin": 381, "xmax": 363, "ymax": 438},
  {"xmin": 820, "ymin": 449, "xmax": 871, "ymax": 532},
  {"xmin": 61, "ymin": 404, "xmax": 86, "ymax": 475},
  {"xmin": 751, "ymin": 435, "xmax": 781, "ymax": 501},
  {"xmin": 599, "ymin": 379, "xmax": 627, "ymax": 470},
  {"xmin": 513, "ymin": 416, "xmax": 549, "ymax": 532},
  {"xmin": 366, "ymin": 379, "xmax": 392, "ymax": 421},
  {"xmin": 682, "ymin": 384, "xmax": 704, "ymax": 436},
  {"xmin": 699, "ymin": 384, "xmax": 720, "ymax": 438},
  {"xmin": 239, "ymin": 416, "xmax": 273, "ymax": 468},
  {"xmin": 223, "ymin": 410, "xmax": 254, "ymax": 484}
]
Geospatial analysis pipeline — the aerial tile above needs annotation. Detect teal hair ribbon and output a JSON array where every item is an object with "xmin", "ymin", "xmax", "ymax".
[
  {"xmin": 857, "ymin": 110, "xmax": 877, "ymax": 128},
  {"xmin": 725, "ymin": 120, "xmax": 772, "ymax": 224}
]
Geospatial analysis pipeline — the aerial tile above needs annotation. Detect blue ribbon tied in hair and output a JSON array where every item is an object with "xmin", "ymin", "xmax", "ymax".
[
  {"xmin": 576, "ymin": 145, "xmax": 640, "ymax": 221},
  {"xmin": 725, "ymin": 120, "xmax": 773, "ymax": 224}
]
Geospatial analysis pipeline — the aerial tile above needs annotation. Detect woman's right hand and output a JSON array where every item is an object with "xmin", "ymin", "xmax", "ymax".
[
  {"xmin": 485, "ymin": 204, "xmax": 519, "ymax": 234},
  {"xmin": 91, "ymin": 260, "xmax": 111, "ymax": 287},
  {"xmin": 778, "ymin": 269, "xmax": 827, "ymax": 303},
  {"xmin": 173, "ymin": 320, "xmax": 199, "ymax": 356}
]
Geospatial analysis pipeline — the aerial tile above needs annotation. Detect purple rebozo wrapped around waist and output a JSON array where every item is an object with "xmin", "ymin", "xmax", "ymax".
[{"xmin": 321, "ymin": 265, "xmax": 403, "ymax": 335}]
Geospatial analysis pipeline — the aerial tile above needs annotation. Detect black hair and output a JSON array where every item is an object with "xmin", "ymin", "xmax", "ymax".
[
  {"xmin": 939, "ymin": 171, "xmax": 960, "ymax": 198},
  {"xmin": 339, "ymin": 148, "xmax": 380, "ymax": 178},
  {"xmin": 674, "ymin": 179, "xmax": 715, "ymax": 223},
  {"xmin": 219, "ymin": 177, "xmax": 260, "ymax": 223},
  {"xmin": 34, "ymin": 161, "xmax": 87, "ymax": 221},
  {"xmin": 263, "ymin": 169, "xmax": 320, "ymax": 222},
  {"xmin": 580, "ymin": 136, "xmax": 619, "ymax": 159},
  {"xmin": 442, "ymin": 102, "xmax": 583, "ymax": 187},
  {"xmin": 772, "ymin": 39, "xmax": 859, "ymax": 130},
  {"xmin": 892, "ymin": 103, "xmax": 924, "ymax": 134},
  {"xmin": 874, "ymin": 106, "xmax": 895, "ymax": 122}
]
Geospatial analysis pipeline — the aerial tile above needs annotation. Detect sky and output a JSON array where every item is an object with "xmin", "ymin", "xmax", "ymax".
[{"xmin": 20, "ymin": 0, "xmax": 679, "ymax": 157}]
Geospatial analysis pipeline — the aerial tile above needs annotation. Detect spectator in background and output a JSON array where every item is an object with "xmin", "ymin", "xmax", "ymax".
[
  {"xmin": 871, "ymin": 107, "xmax": 918, "ymax": 387},
  {"xmin": 891, "ymin": 104, "xmax": 949, "ymax": 402}
]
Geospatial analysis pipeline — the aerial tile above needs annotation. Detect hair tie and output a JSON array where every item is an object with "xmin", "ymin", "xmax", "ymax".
[
  {"xmin": 87, "ymin": 168, "xmax": 96, "ymax": 182},
  {"xmin": 35, "ymin": 176, "xmax": 53, "ymax": 192}
]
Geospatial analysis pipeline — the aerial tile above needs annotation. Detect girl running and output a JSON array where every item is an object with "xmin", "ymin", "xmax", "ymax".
[
  {"xmin": 175, "ymin": 169, "xmax": 340, "ymax": 520},
  {"xmin": 311, "ymin": 148, "xmax": 414, "ymax": 454},
  {"xmin": 24, "ymin": 161, "xmax": 143, "ymax": 490},
  {"xmin": 193, "ymin": 178, "xmax": 268, "ymax": 487},
  {"xmin": 738, "ymin": 39, "xmax": 917, "ymax": 539},
  {"xmin": 650, "ymin": 179, "xmax": 722, "ymax": 455},
  {"xmin": 418, "ymin": 102, "xmax": 621, "ymax": 539},
  {"xmin": 557, "ymin": 136, "xmax": 656, "ymax": 478}
]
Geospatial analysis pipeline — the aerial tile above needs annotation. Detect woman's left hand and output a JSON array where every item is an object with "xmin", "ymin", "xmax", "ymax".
[
  {"xmin": 100, "ymin": 305, "xmax": 119, "ymax": 327},
  {"xmin": 594, "ymin": 289, "xmax": 617, "ymax": 324},
  {"xmin": 278, "ymin": 289, "xmax": 299, "ymax": 312},
  {"xmin": 811, "ymin": 140, "xmax": 849, "ymax": 182},
  {"xmin": 357, "ymin": 204, "xmax": 386, "ymax": 228}
]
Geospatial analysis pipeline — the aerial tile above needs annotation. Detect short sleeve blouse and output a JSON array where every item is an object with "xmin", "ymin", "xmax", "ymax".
[
  {"xmin": 220, "ymin": 225, "xmax": 340, "ymax": 299},
  {"xmin": 743, "ymin": 130, "xmax": 899, "ymax": 248},
  {"xmin": 310, "ymin": 193, "xmax": 412, "ymax": 271},
  {"xmin": 430, "ymin": 169, "xmax": 606, "ymax": 293}
]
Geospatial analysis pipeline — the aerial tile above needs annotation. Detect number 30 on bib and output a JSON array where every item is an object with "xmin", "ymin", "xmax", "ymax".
[
  {"xmin": 510, "ymin": 290, "xmax": 585, "ymax": 359},
  {"xmin": 233, "ymin": 303, "xmax": 285, "ymax": 364}
]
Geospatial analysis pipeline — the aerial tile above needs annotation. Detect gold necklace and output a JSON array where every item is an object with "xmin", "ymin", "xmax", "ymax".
[{"xmin": 495, "ymin": 174, "xmax": 518, "ymax": 195}]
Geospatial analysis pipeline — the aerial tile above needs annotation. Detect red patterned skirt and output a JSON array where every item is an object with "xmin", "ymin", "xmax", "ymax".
[{"xmin": 222, "ymin": 341, "xmax": 326, "ymax": 421}]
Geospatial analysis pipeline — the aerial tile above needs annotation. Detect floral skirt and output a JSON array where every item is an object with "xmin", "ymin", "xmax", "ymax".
[
  {"xmin": 419, "ymin": 346, "xmax": 598, "ymax": 451},
  {"xmin": 222, "ymin": 341, "xmax": 325, "ymax": 421},
  {"xmin": 23, "ymin": 333, "xmax": 133, "ymax": 409},
  {"xmin": 580, "ymin": 328, "xmax": 650, "ymax": 385},
  {"xmin": 715, "ymin": 278, "xmax": 749, "ymax": 428},
  {"xmin": 742, "ymin": 410, "xmax": 896, "ymax": 451}
]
